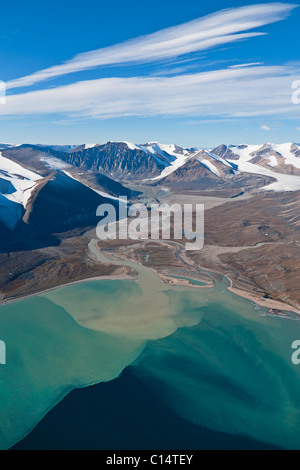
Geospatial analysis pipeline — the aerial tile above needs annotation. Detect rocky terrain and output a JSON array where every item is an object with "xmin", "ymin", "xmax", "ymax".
[{"xmin": 1, "ymin": 140, "xmax": 300, "ymax": 313}]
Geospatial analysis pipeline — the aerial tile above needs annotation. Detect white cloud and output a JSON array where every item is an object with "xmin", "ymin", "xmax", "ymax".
[
  {"xmin": 1, "ymin": 65, "xmax": 300, "ymax": 120},
  {"xmin": 6, "ymin": 3, "xmax": 296, "ymax": 90},
  {"xmin": 261, "ymin": 124, "xmax": 271, "ymax": 130},
  {"xmin": 230, "ymin": 62, "xmax": 263, "ymax": 68}
]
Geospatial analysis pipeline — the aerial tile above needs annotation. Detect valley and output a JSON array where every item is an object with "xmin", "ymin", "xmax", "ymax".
[{"xmin": 0, "ymin": 140, "xmax": 300, "ymax": 315}]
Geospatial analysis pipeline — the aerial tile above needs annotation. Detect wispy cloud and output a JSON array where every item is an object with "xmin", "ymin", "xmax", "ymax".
[
  {"xmin": 6, "ymin": 3, "xmax": 296, "ymax": 90},
  {"xmin": 1, "ymin": 65, "xmax": 299, "ymax": 120},
  {"xmin": 230, "ymin": 62, "xmax": 264, "ymax": 68},
  {"xmin": 261, "ymin": 124, "xmax": 271, "ymax": 130}
]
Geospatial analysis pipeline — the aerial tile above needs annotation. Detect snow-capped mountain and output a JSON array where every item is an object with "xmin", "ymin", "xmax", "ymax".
[
  {"xmin": 0, "ymin": 151, "xmax": 120, "ymax": 240},
  {"xmin": 211, "ymin": 143, "xmax": 300, "ymax": 192},
  {"xmin": 195, "ymin": 149, "xmax": 237, "ymax": 178},
  {"xmin": 36, "ymin": 141, "xmax": 198, "ymax": 181},
  {"xmin": 140, "ymin": 142, "xmax": 196, "ymax": 180},
  {"xmin": 106, "ymin": 141, "xmax": 300, "ymax": 192},
  {"xmin": 1, "ymin": 140, "xmax": 300, "ymax": 250},
  {"xmin": 56, "ymin": 141, "xmax": 167, "ymax": 179},
  {"xmin": 2, "ymin": 141, "xmax": 300, "ymax": 195}
]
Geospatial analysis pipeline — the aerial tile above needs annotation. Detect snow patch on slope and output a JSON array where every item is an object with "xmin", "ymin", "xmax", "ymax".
[
  {"xmin": 121, "ymin": 141, "xmax": 141, "ymax": 151},
  {"xmin": 271, "ymin": 143, "xmax": 300, "ymax": 169},
  {"xmin": 268, "ymin": 155, "xmax": 278, "ymax": 167},
  {"xmin": 228, "ymin": 144, "xmax": 263, "ymax": 162},
  {"xmin": 146, "ymin": 144, "xmax": 197, "ymax": 181},
  {"xmin": 0, "ymin": 152, "xmax": 42, "ymax": 228},
  {"xmin": 84, "ymin": 143, "xmax": 97, "ymax": 149},
  {"xmin": 199, "ymin": 159, "xmax": 221, "ymax": 177},
  {"xmin": 40, "ymin": 155, "xmax": 72, "ymax": 170}
]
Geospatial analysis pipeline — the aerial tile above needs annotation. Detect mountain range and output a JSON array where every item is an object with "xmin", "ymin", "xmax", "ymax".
[{"xmin": 1, "ymin": 140, "xmax": 300, "ymax": 251}]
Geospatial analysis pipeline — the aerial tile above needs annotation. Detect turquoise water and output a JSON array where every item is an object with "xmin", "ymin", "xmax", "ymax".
[
  {"xmin": 0, "ymin": 272, "xmax": 300, "ymax": 449},
  {"xmin": 0, "ymin": 291, "xmax": 145, "ymax": 449},
  {"xmin": 132, "ymin": 301, "xmax": 300, "ymax": 449}
]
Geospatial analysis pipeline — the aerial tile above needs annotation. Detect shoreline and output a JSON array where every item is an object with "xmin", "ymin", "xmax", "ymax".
[
  {"xmin": 1, "ymin": 238, "xmax": 299, "ymax": 318},
  {"xmin": 225, "ymin": 275, "xmax": 300, "ymax": 316},
  {"xmin": 1, "ymin": 260, "xmax": 298, "ymax": 318},
  {"xmin": 0, "ymin": 272, "xmax": 137, "ymax": 307}
]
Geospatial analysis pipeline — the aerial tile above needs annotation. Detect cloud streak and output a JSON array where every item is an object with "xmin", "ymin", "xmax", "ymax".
[
  {"xmin": 1, "ymin": 65, "xmax": 299, "ymax": 120},
  {"xmin": 6, "ymin": 3, "xmax": 296, "ymax": 90}
]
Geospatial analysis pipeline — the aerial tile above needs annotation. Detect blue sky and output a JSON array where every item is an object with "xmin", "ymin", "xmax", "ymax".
[{"xmin": 0, "ymin": 0, "xmax": 300, "ymax": 146}]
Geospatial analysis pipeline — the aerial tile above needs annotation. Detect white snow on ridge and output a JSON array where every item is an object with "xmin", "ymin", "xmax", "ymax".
[
  {"xmin": 0, "ymin": 152, "xmax": 42, "ymax": 206},
  {"xmin": 150, "ymin": 153, "xmax": 195, "ymax": 181},
  {"xmin": 0, "ymin": 153, "xmax": 41, "ymax": 181},
  {"xmin": 123, "ymin": 141, "xmax": 181, "ymax": 162},
  {"xmin": 198, "ymin": 158, "xmax": 220, "ymax": 177},
  {"xmin": 146, "ymin": 144, "xmax": 198, "ymax": 181},
  {"xmin": 152, "ymin": 143, "xmax": 187, "ymax": 159},
  {"xmin": 62, "ymin": 170, "xmax": 127, "ymax": 202},
  {"xmin": 143, "ymin": 142, "xmax": 191, "ymax": 161},
  {"xmin": 121, "ymin": 141, "xmax": 140, "ymax": 151},
  {"xmin": 84, "ymin": 143, "xmax": 97, "ymax": 149},
  {"xmin": 0, "ymin": 152, "xmax": 42, "ymax": 228},
  {"xmin": 203, "ymin": 149, "xmax": 236, "ymax": 169}
]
